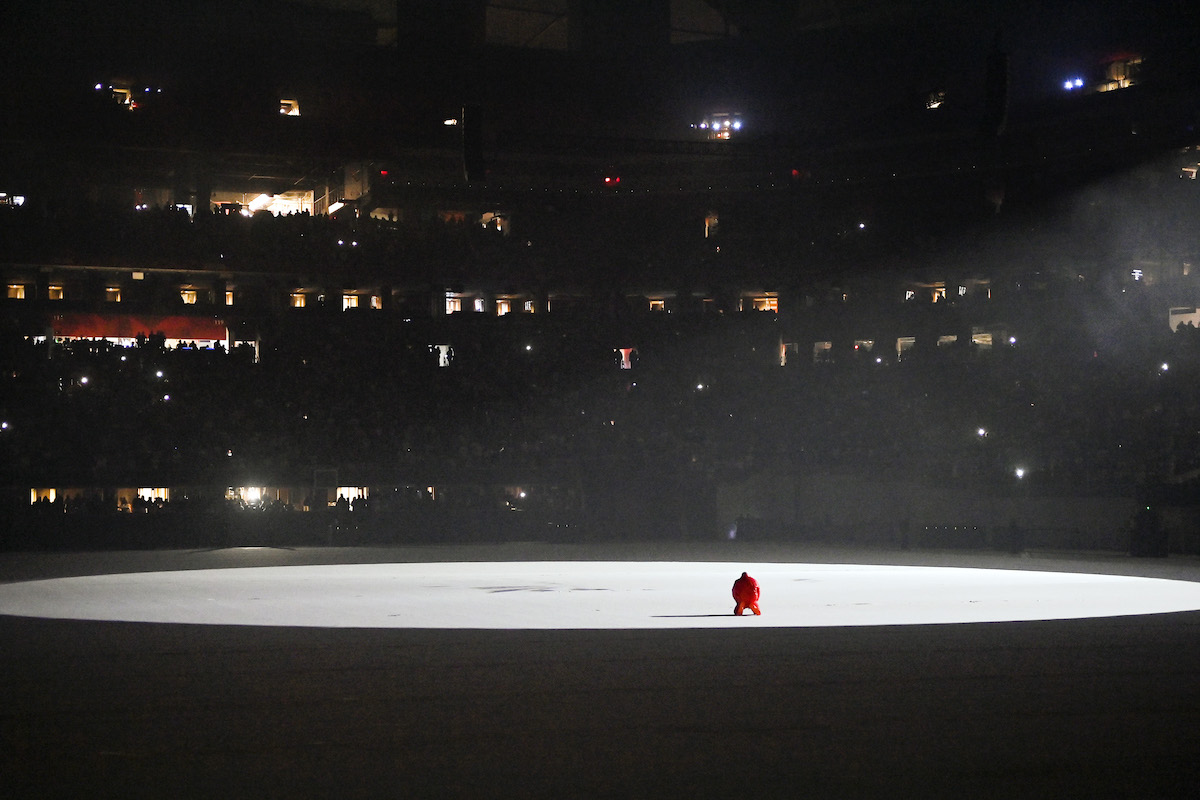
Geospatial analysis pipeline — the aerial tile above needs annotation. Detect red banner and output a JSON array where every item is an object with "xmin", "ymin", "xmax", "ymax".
[{"xmin": 51, "ymin": 313, "xmax": 227, "ymax": 341}]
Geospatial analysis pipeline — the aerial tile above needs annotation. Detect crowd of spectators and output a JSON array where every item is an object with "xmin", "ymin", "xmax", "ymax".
[
  {"xmin": 4, "ymin": 173, "xmax": 1200, "ymax": 540},
  {"xmin": 3, "ymin": 295, "xmax": 1198, "ymax": 530}
]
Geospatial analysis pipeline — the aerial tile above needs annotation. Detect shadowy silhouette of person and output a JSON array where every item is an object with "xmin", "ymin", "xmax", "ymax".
[{"xmin": 732, "ymin": 571, "xmax": 761, "ymax": 616}]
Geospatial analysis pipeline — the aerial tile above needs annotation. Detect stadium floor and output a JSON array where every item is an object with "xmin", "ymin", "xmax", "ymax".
[{"xmin": 3, "ymin": 543, "xmax": 1200, "ymax": 799}]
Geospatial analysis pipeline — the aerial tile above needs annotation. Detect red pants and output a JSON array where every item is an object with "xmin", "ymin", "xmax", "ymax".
[{"xmin": 734, "ymin": 600, "xmax": 761, "ymax": 616}]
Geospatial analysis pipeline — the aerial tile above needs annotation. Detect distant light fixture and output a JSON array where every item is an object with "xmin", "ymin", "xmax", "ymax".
[
  {"xmin": 1161, "ymin": 362, "xmax": 1169, "ymax": 372},
  {"xmin": 444, "ymin": 118, "xmax": 459, "ymax": 126},
  {"xmin": 1015, "ymin": 467, "xmax": 1026, "ymax": 479}
]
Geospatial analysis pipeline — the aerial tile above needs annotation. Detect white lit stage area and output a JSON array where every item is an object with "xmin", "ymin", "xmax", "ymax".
[
  {"xmin": 5, "ymin": 544, "xmax": 1200, "ymax": 799},
  {"xmin": 5, "ymin": 552, "xmax": 1200, "ymax": 629}
]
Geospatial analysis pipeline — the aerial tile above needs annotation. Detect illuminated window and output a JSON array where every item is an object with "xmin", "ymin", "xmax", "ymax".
[
  {"xmin": 497, "ymin": 299, "xmax": 511, "ymax": 316},
  {"xmin": 524, "ymin": 300, "xmax": 536, "ymax": 313},
  {"xmin": 342, "ymin": 294, "xmax": 359, "ymax": 310},
  {"xmin": 226, "ymin": 486, "xmax": 267, "ymax": 505},
  {"xmin": 137, "ymin": 487, "xmax": 169, "ymax": 502},
  {"xmin": 1169, "ymin": 308, "xmax": 1200, "ymax": 331},
  {"xmin": 1097, "ymin": 56, "xmax": 1142, "ymax": 93},
  {"xmin": 434, "ymin": 344, "xmax": 453, "ymax": 367},
  {"xmin": 750, "ymin": 296, "xmax": 778, "ymax": 312},
  {"xmin": 853, "ymin": 339, "xmax": 875, "ymax": 352},
  {"xmin": 105, "ymin": 287, "xmax": 121, "ymax": 302},
  {"xmin": 6, "ymin": 284, "xmax": 25, "ymax": 299},
  {"xmin": 896, "ymin": 336, "xmax": 917, "ymax": 358},
  {"xmin": 937, "ymin": 335, "xmax": 958, "ymax": 347},
  {"xmin": 446, "ymin": 296, "xmax": 462, "ymax": 314},
  {"xmin": 30, "ymin": 488, "xmax": 57, "ymax": 504},
  {"xmin": 180, "ymin": 290, "xmax": 197, "ymax": 305},
  {"xmin": 905, "ymin": 290, "xmax": 916, "ymax": 301},
  {"xmin": 279, "ymin": 98, "xmax": 301, "ymax": 116},
  {"xmin": 225, "ymin": 291, "xmax": 234, "ymax": 306},
  {"xmin": 813, "ymin": 341, "xmax": 833, "ymax": 363},
  {"xmin": 48, "ymin": 285, "xmax": 64, "ymax": 301},
  {"xmin": 958, "ymin": 285, "xmax": 968, "ymax": 297},
  {"xmin": 778, "ymin": 341, "xmax": 799, "ymax": 366},
  {"xmin": 649, "ymin": 299, "xmax": 666, "ymax": 311},
  {"xmin": 971, "ymin": 329, "xmax": 994, "ymax": 349},
  {"xmin": 291, "ymin": 293, "xmax": 306, "ymax": 308},
  {"xmin": 1131, "ymin": 269, "xmax": 1144, "ymax": 281},
  {"xmin": 932, "ymin": 287, "xmax": 946, "ymax": 302},
  {"xmin": 369, "ymin": 295, "xmax": 381, "ymax": 309},
  {"xmin": 474, "ymin": 298, "xmax": 486, "ymax": 313},
  {"xmin": 705, "ymin": 211, "xmax": 719, "ymax": 238}
]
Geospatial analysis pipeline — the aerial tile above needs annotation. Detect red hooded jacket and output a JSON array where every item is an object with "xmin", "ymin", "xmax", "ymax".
[{"xmin": 732, "ymin": 572, "xmax": 760, "ymax": 604}]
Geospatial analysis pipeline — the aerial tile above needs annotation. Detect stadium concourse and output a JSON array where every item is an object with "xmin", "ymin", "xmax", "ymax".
[{"xmin": 4, "ymin": 542, "xmax": 1200, "ymax": 798}]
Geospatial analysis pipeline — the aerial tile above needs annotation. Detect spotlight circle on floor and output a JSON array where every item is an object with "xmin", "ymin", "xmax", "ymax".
[{"xmin": 3, "ymin": 562, "xmax": 1200, "ymax": 629}]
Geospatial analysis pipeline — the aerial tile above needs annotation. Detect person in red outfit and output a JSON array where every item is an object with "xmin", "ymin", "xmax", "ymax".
[{"xmin": 732, "ymin": 571, "xmax": 761, "ymax": 616}]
